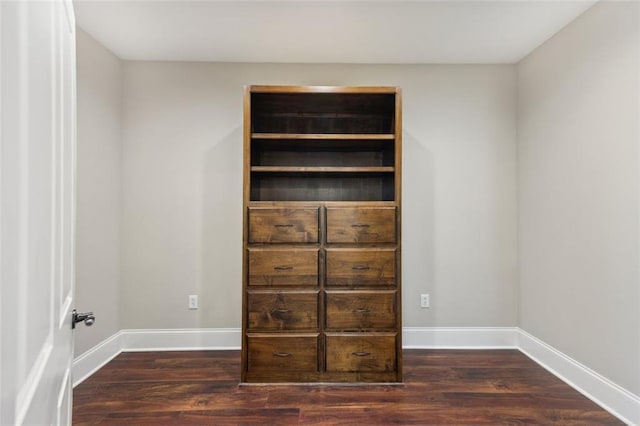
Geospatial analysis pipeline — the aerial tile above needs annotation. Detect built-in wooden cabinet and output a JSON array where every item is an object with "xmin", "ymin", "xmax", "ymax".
[{"xmin": 242, "ymin": 86, "xmax": 402, "ymax": 383}]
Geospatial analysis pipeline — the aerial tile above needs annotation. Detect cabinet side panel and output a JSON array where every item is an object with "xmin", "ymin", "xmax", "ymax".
[
  {"xmin": 241, "ymin": 86, "xmax": 251, "ymax": 381},
  {"xmin": 394, "ymin": 88, "xmax": 403, "ymax": 380}
]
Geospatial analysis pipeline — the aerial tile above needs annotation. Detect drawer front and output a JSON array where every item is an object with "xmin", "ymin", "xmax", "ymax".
[
  {"xmin": 325, "ymin": 291, "xmax": 396, "ymax": 330},
  {"xmin": 249, "ymin": 207, "xmax": 319, "ymax": 243},
  {"xmin": 248, "ymin": 291, "xmax": 318, "ymax": 331},
  {"xmin": 247, "ymin": 335, "xmax": 318, "ymax": 373},
  {"xmin": 326, "ymin": 207, "xmax": 396, "ymax": 243},
  {"xmin": 326, "ymin": 334, "xmax": 396, "ymax": 373},
  {"xmin": 248, "ymin": 248, "xmax": 318, "ymax": 286},
  {"xmin": 326, "ymin": 248, "xmax": 395, "ymax": 286}
]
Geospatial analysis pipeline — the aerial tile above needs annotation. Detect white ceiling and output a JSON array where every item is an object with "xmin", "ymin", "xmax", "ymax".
[{"xmin": 74, "ymin": 0, "xmax": 598, "ymax": 64}]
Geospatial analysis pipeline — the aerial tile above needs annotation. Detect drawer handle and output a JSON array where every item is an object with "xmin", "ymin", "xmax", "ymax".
[
  {"xmin": 273, "ymin": 352, "xmax": 292, "ymax": 357},
  {"xmin": 272, "ymin": 308, "xmax": 290, "ymax": 314},
  {"xmin": 273, "ymin": 265, "xmax": 293, "ymax": 271},
  {"xmin": 352, "ymin": 265, "xmax": 370, "ymax": 271},
  {"xmin": 274, "ymin": 224, "xmax": 294, "ymax": 228},
  {"xmin": 352, "ymin": 308, "xmax": 370, "ymax": 314},
  {"xmin": 351, "ymin": 223, "xmax": 370, "ymax": 228},
  {"xmin": 352, "ymin": 351, "xmax": 371, "ymax": 357}
]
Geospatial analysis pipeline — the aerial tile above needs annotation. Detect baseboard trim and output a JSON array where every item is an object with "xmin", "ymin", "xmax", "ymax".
[
  {"xmin": 72, "ymin": 331, "xmax": 123, "ymax": 387},
  {"xmin": 121, "ymin": 328, "xmax": 242, "ymax": 352},
  {"xmin": 72, "ymin": 328, "xmax": 241, "ymax": 387},
  {"xmin": 72, "ymin": 326, "xmax": 640, "ymax": 425},
  {"xmin": 403, "ymin": 327, "xmax": 519, "ymax": 349},
  {"xmin": 518, "ymin": 329, "xmax": 639, "ymax": 425}
]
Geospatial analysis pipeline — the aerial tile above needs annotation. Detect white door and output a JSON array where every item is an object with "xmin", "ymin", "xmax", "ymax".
[{"xmin": 1, "ymin": 0, "xmax": 77, "ymax": 424}]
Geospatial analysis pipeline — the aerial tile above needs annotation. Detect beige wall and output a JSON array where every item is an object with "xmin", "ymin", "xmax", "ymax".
[
  {"xmin": 517, "ymin": 1, "xmax": 639, "ymax": 395},
  {"xmin": 74, "ymin": 2, "xmax": 640, "ymax": 402},
  {"xmin": 75, "ymin": 29, "xmax": 123, "ymax": 355},
  {"xmin": 119, "ymin": 62, "xmax": 518, "ymax": 329}
]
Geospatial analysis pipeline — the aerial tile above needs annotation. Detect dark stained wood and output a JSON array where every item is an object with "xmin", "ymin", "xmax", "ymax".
[
  {"xmin": 251, "ymin": 138, "xmax": 395, "ymax": 168},
  {"xmin": 247, "ymin": 290, "xmax": 318, "ymax": 331},
  {"xmin": 251, "ymin": 133, "xmax": 395, "ymax": 140},
  {"xmin": 246, "ymin": 334, "xmax": 319, "ymax": 375},
  {"xmin": 250, "ymin": 166, "xmax": 395, "ymax": 173},
  {"xmin": 325, "ymin": 247, "xmax": 396, "ymax": 286},
  {"xmin": 247, "ymin": 247, "xmax": 319, "ymax": 286},
  {"xmin": 73, "ymin": 350, "xmax": 623, "ymax": 425},
  {"xmin": 250, "ymin": 173, "xmax": 396, "ymax": 202},
  {"xmin": 325, "ymin": 290, "xmax": 396, "ymax": 330},
  {"xmin": 325, "ymin": 333, "xmax": 397, "ymax": 373},
  {"xmin": 244, "ymin": 86, "xmax": 402, "ymax": 383},
  {"xmin": 326, "ymin": 206, "xmax": 396, "ymax": 243},
  {"xmin": 250, "ymin": 92, "xmax": 396, "ymax": 135},
  {"xmin": 248, "ymin": 207, "xmax": 319, "ymax": 243}
]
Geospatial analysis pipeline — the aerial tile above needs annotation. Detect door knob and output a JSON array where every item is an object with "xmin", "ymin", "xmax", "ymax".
[{"xmin": 72, "ymin": 309, "xmax": 95, "ymax": 329}]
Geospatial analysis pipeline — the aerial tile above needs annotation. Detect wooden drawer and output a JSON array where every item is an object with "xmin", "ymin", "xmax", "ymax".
[
  {"xmin": 326, "ymin": 333, "xmax": 396, "ymax": 373},
  {"xmin": 248, "ymin": 248, "xmax": 318, "ymax": 286},
  {"xmin": 248, "ymin": 290, "xmax": 318, "ymax": 331},
  {"xmin": 247, "ymin": 334, "xmax": 318, "ymax": 373},
  {"xmin": 326, "ymin": 248, "xmax": 395, "ymax": 286},
  {"xmin": 249, "ymin": 207, "xmax": 318, "ymax": 243},
  {"xmin": 326, "ymin": 207, "xmax": 396, "ymax": 243},
  {"xmin": 325, "ymin": 290, "xmax": 396, "ymax": 330}
]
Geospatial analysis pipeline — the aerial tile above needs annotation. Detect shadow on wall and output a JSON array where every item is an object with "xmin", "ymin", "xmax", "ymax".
[
  {"xmin": 402, "ymin": 131, "xmax": 436, "ymax": 327},
  {"xmin": 200, "ymin": 126, "xmax": 244, "ymax": 328}
]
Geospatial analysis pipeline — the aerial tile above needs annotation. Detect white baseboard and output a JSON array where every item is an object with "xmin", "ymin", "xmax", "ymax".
[
  {"xmin": 121, "ymin": 328, "xmax": 241, "ymax": 352},
  {"xmin": 72, "ymin": 326, "xmax": 640, "ymax": 425},
  {"xmin": 72, "ymin": 328, "xmax": 241, "ymax": 387},
  {"xmin": 403, "ymin": 327, "xmax": 518, "ymax": 349},
  {"xmin": 72, "ymin": 331, "xmax": 123, "ymax": 387},
  {"xmin": 518, "ymin": 329, "xmax": 640, "ymax": 425},
  {"xmin": 72, "ymin": 327, "xmax": 515, "ymax": 387}
]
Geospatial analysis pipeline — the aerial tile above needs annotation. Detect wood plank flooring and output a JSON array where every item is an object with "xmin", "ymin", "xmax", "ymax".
[{"xmin": 73, "ymin": 350, "xmax": 622, "ymax": 425}]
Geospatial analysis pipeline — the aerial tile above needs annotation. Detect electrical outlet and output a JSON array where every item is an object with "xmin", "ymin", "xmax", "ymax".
[
  {"xmin": 188, "ymin": 295, "xmax": 198, "ymax": 310},
  {"xmin": 420, "ymin": 294, "xmax": 430, "ymax": 308}
]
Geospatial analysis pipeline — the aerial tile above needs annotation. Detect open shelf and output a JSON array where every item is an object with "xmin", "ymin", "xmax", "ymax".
[
  {"xmin": 250, "ymin": 172, "xmax": 395, "ymax": 202},
  {"xmin": 252, "ymin": 133, "xmax": 395, "ymax": 140},
  {"xmin": 251, "ymin": 92, "xmax": 396, "ymax": 134},
  {"xmin": 251, "ymin": 138, "xmax": 395, "ymax": 170},
  {"xmin": 248, "ymin": 88, "xmax": 398, "ymax": 203},
  {"xmin": 250, "ymin": 166, "xmax": 394, "ymax": 173}
]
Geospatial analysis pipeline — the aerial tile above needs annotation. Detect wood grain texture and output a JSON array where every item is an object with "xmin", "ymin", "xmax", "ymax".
[
  {"xmin": 325, "ymin": 248, "xmax": 396, "ymax": 287},
  {"xmin": 326, "ymin": 207, "xmax": 396, "ymax": 243},
  {"xmin": 249, "ymin": 207, "xmax": 319, "ymax": 243},
  {"xmin": 248, "ymin": 247, "xmax": 319, "ymax": 286},
  {"xmin": 325, "ymin": 290, "xmax": 396, "ymax": 330},
  {"xmin": 73, "ymin": 350, "xmax": 622, "ymax": 425},
  {"xmin": 247, "ymin": 334, "xmax": 319, "ymax": 374},
  {"xmin": 243, "ymin": 87, "xmax": 399, "ymax": 384},
  {"xmin": 325, "ymin": 333, "xmax": 397, "ymax": 373},
  {"xmin": 247, "ymin": 290, "xmax": 319, "ymax": 331}
]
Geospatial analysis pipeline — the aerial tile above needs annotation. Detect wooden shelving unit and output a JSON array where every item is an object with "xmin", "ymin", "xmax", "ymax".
[{"xmin": 242, "ymin": 85, "xmax": 402, "ymax": 383}]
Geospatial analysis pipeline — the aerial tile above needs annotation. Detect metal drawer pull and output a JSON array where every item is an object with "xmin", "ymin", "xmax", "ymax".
[
  {"xmin": 351, "ymin": 223, "xmax": 370, "ymax": 228},
  {"xmin": 272, "ymin": 308, "xmax": 290, "ymax": 314},
  {"xmin": 352, "ymin": 265, "xmax": 370, "ymax": 271},
  {"xmin": 352, "ymin": 308, "xmax": 370, "ymax": 314},
  {"xmin": 273, "ymin": 352, "xmax": 292, "ymax": 357},
  {"xmin": 352, "ymin": 351, "xmax": 371, "ymax": 357},
  {"xmin": 273, "ymin": 265, "xmax": 293, "ymax": 271},
  {"xmin": 274, "ymin": 224, "xmax": 293, "ymax": 228}
]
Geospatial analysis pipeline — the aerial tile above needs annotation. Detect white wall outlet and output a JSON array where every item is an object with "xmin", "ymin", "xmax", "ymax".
[
  {"xmin": 188, "ymin": 295, "xmax": 198, "ymax": 310},
  {"xmin": 420, "ymin": 294, "xmax": 430, "ymax": 308}
]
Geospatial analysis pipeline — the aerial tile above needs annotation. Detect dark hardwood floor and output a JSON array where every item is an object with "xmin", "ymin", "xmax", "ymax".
[{"xmin": 73, "ymin": 350, "xmax": 622, "ymax": 425}]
